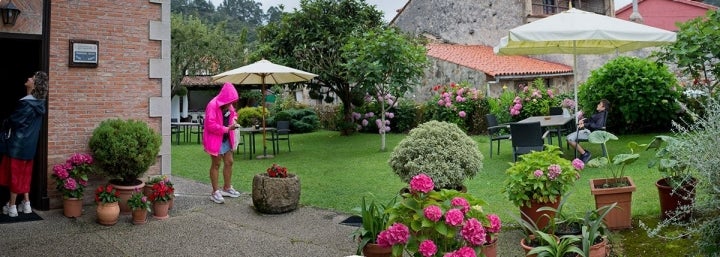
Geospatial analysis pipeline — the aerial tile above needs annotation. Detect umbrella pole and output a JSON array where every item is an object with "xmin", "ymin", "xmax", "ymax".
[{"xmin": 257, "ymin": 75, "xmax": 273, "ymax": 159}]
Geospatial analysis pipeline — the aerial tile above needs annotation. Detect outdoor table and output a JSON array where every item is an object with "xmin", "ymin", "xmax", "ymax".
[
  {"xmin": 518, "ymin": 115, "xmax": 574, "ymax": 148},
  {"xmin": 238, "ymin": 127, "xmax": 276, "ymax": 159},
  {"xmin": 171, "ymin": 122, "xmax": 201, "ymax": 144}
]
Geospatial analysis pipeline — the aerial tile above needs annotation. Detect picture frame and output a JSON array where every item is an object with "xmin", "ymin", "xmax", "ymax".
[{"xmin": 68, "ymin": 39, "xmax": 99, "ymax": 68}]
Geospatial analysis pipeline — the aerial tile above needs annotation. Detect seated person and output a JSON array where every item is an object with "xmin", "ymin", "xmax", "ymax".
[{"xmin": 567, "ymin": 99, "xmax": 610, "ymax": 163}]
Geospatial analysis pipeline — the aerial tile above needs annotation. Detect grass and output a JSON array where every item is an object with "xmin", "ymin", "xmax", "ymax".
[{"xmin": 171, "ymin": 129, "xmax": 698, "ymax": 255}]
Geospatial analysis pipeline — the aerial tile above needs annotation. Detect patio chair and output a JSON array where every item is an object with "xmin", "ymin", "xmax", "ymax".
[
  {"xmin": 510, "ymin": 121, "xmax": 549, "ymax": 162},
  {"xmin": 486, "ymin": 114, "xmax": 510, "ymax": 158},
  {"xmin": 188, "ymin": 116, "xmax": 204, "ymax": 143},
  {"xmin": 573, "ymin": 113, "xmax": 608, "ymax": 159},
  {"xmin": 171, "ymin": 118, "xmax": 181, "ymax": 144},
  {"xmin": 267, "ymin": 120, "xmax": 291, "ymax": 154},
  {"xmin": 548, "ymin": 107, "xmax": 571, "ymax": 147}
]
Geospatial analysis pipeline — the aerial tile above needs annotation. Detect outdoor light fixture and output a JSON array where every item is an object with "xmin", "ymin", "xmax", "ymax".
[{"xmin": 0, "ymin": 0, "xmax": 21, "ymax": 26}]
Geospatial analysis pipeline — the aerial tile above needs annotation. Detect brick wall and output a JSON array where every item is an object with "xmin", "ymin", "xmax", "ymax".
[{"xmin": 46, "ymin": 1, "xmax": 166, "ymax": 208}]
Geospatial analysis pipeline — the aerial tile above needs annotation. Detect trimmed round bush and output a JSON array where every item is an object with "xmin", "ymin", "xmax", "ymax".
[
  {"xmin": 388, "ymin": 120, "xmax": 483, "ymax": 189},
  {"xmin": 89, "ymin": 119, "xmax": 161, "ymax": 185}
]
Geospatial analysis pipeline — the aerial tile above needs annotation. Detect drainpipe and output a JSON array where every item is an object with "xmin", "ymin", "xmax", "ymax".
[{"xmin": 629, "ymin": 0, "xmax": 643, "ymax": 24}]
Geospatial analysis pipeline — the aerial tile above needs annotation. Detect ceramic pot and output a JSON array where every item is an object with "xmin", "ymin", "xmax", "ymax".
[
  {"xmin": 519, "ymin": 196, "xmax": 560, "ymax": 232},
  {"xmin": 109, "ymin": 180, "xmax": 145, "ymax": 215},
  {"xmin": 481, "ymin": 239, "xmax": 498, "ymax": 257},
  {"xmin": 656, "ymin": 177, "xmax": 696, "ymax": 221},
  {"xmin": 63, "ymin": 198, "xmax": 83, "ymax": 218},
  {"xmin": 153, "ymin": 201, "xmax": 170, "ymax": 220},
  {"xmin": 362, "ymin": 243, "xmax": 392, "ymax": 257},
  {"xmin": 131, "ymin": 208, "xmax": 148, "ymax": 225},
  {"xmin": 96, "ymin": 202, "xmax": 120, "ymax": 226}
]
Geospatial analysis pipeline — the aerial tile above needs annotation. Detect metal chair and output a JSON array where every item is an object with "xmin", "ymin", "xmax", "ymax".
[
  {"xmin": 171, "ymin": 118, "xmax": 181, "ymax": 144},
  {"xmin": 188, "ymin": 116, "xmax": 204, "ymax": 143},
  {"xmin": 486, "ymin": 114, "xmax": 510, "ymax": 158},
  {"xmin": 573, "ymin": 112, "xmax": 608, "ymax": 158},
  {"xmin": 267, "ymin": 120, "xmax": 291, "ymax": 154},
  {"xmin": 510, "ymin": 121, "xmax": 549, "ymax": 162}
]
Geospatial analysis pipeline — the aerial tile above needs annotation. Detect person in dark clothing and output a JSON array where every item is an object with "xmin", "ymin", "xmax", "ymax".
[
  {"xmin": 566, "ymin": 99, "xmax": 610, "ymax": 163},
  {"xmin": 1, "ymin": 71, "xmax": 48, "ymax": 217}
]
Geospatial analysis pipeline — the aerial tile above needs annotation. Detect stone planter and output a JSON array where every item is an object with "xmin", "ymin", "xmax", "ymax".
[{"xmin": 251, "ymin": 173, "xmax": 300, "ymax": 214}]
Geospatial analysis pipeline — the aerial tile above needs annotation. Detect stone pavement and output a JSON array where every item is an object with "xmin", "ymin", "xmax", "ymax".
[{"xmin": 0, "ymin": 177, "xmax": 527, "ymax": 256}]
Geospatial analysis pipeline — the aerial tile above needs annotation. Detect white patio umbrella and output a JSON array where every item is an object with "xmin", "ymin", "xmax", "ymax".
[
  {"xmin": 212, "ymin": 59, "xmax": 318, "ymax": 158},
  {"xmin": 494, "ymin": 8, "xmax": 676, "ymax": 114}
]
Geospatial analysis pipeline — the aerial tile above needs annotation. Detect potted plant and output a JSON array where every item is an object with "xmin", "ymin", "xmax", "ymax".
[
  {"xmin": 511, "ymin": 208, "xmax": 553, "ymax": 257},
  {"xmin": 527, "ymin": 231, "xmax": 583, "ymax": 257},
  {"xmin": 94, "ymin": 184, "xmax": 120, "ymax": 226},
  {"xmin": 538, "ymin": 191, "xmax": 584, "ymax": 237},
  {"xmin": 145, "ymin": 175, "xmax": 175, "ymax": 210},
  {"xmin": 351, "ymin": 196, "xmax": 396, "ymax": 257},
  {"xmin": 646, "ymin": 135, "xmax": 697, "ymax": 221},
  {"xmin": 251, "ymin": 164, "xmax": 301, "ymax": 214},
  {"xmin": 388, "ymin": 120, "xmax": 482, "ymax": 190},
  {"xmin": 379, "ymin": 174, "xmax": 501, "ymax": 257},
  {"xmin": 127, "ymin": 188, "xmax": 151, "ymax": 225},
  {"xmin": 586, "ymin": 130, "xmax": 641, "ymax": 230},
  {"xmin": 88, "ymin": 118, "xmax": 161, "ymax": 214},
  {"xmin": 579, "ymin": 202, "xmax": 616, "ymax": 257},
  {"xmin": 503, "ymin": 145, "xmax": 584, "ymax": 231},
  {"xmin": 51, "ymin": 153, "xmax": 93, "ymax": 218},
  {"xmin": 149, "ymin": 181, "xmax": 173, "ymax": 220}
]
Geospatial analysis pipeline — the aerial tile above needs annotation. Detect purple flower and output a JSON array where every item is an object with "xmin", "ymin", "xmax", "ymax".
[
  {"xmin": 361, "ymin": 119, "xmax": 369, "ymax": 127},
  {"xmin": 352, "ymin": 112, "xmax": 361, "ymax": 120},
  {"xmin": 410, "ymin": 174, "xmax": 434, "ymax": 193},
  {"xmin": 64, "ymin": 178, "xmax": 77, "ymax": 190},
  {"xmin": 455, "ymin": 247, "xmax": 477, "ymax": 257},
  {"xmin": 141, "ymin": 196, "xmax": 148, "ymax": 203},
  {"xmin": 445, "ymin": 209, "xmax": 464, "ymax": 226},
  {"xmin": 418, "ymin": 240, "xmax": 437, "ymax": 257},
  {"xmin": 458, "ymin": 111, "xmax": 466, "ymax": 118},
  {"xmin": 572, "ymin": 158, "xmax": 585, "ymax": 170},
  {"xmin": 424, "ymin": 205, "xmax": 443, "ymax": 222},
  {"xmin": 547, "ymin": 164, "xmax": 561, "ymax": 180},
  {"xmin": 438, "ymin": 99, "xmax": 445, "ymax": 106},
  {"xmin": 486, "ymin": 214, "xmax": 502, "ymax": 233},
  {"xmin": 533, "ymin": 169, "xmax": 543, "ymax": 178},
  {"xmin": 53, "ymin": 164, "xmax": 70, "ymax": 179},
  {"xmin": 451, "ymin": 197, "xmax": 470, "ymax": 213},
  {"xmin": 365, "ymin": 112, "xmax": 375, "ymax": 118},
  {"xmin": 385, "ymin": 112, "xmax": 395, "ymax": 119},
  {"xmin": 461, "ymin": 218, "xmax": 487, "ymax": 246},
  {"xmin": 376, "ymin": 223, "xmax": 409, "ymax": 248}
]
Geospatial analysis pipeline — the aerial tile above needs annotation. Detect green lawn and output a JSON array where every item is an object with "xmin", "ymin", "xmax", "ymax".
[{"xmin": 171, "ymin": 129, "xmax": 696, "ymax": 255}]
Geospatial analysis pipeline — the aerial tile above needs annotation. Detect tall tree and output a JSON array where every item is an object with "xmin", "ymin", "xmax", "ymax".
[
  {"xmin": 654, "ymin": 9, "xmax": 720, "ymax": 95},
  {"xmin": 256, "ymin": 0, "xmax": 384, "ymax": 135},
  {"xmin": 342, "ymin": 27, "xmax": 428, "ymax": 150}
]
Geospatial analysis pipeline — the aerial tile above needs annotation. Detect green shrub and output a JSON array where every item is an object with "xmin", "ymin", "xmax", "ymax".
[
  {"xmin": 578, "ymin": 56, "xmax": 681, "ymax": 133},
  {"xmin": 388, "ymin": 120, "xmax": 483, "ymax": 189},
  {"xmin": 268, "ymin": 108, "xmax": 320, "ymax": 133},
  {"xmin": 88, "ymin": 119, "xmax": 161, "ymax": 185},
  {"xmin": 236, "ymin": 107, "xmax": 263, "ymax": 127},
  {"xmin": 391, "ymin": 98, "xmax": 421, "ymax": 133}
]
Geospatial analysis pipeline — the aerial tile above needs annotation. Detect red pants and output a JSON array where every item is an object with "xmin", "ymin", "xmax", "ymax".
[{"xmin": 0, "ymin": 156, "xmax": 33, "ymax": 194}]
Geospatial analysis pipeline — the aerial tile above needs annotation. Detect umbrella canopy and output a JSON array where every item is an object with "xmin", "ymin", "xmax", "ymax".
[
  {"xmin": 211, "ymin": 59, "xmax": 318, "ymax": 158},
  {"xmin": 494, "ymin": 8, "xmax": 676, "ymax": 113}
]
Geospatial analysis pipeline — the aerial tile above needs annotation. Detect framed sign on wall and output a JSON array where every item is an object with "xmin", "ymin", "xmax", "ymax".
[{"xmin": 68, "ymin": 39, "xmax": 99, "ymax": 68}]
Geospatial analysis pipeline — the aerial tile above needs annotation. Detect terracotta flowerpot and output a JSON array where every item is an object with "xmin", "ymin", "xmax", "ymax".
[
  {"xmin": 656, "ymin": 177, "xmax": 696, "ymax": 221},
  {"xmin": 588, "ymin": 237, "xmax": 609, "ymax": 257},
  {"xmin": 590, "ymin": 177, "xmax": 636, "ymax": 230},
  {"xmin": 110, "ymin": 180, "xmax": 145, "ymax": 215},
  {"xmin": 96, "ymin": 202, "xmax": 120, "ymax": 226},
  {"xmin": 131, "ymin": 208, "xmax": 148, "ymax": 225},
  {"xmin": 362, "ymin": 243, "xmax": 392, "ymax": 257},
  {"xmin": 143, "ymin": 184, "xmax": 154, "ymax": 198},
  {"xmin": 153, "ymin": 201, "xmax": 170, "ymax": 220},
  {"xmin": 481, "ymin": 239, "xmax": 498, "ymax": 257},
  {"xmin": 520, "ymin": 236, "xmax": 539, "ymax": 257},
  {"xmin": 519, "ymin": 196, "xmax": 560, "ymax": 232},
  {"xmin": 251, "ymin": 173, "xmax": 301, "ymax": 214},
  {"xmin": 63, "ymin": 198, "xmax": 83, "ymax": 218}
]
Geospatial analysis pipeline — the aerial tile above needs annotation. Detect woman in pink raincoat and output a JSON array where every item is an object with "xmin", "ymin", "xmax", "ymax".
[{"xmin": 203, "ymin": 82, "xmax": 241, "ymax": 204}]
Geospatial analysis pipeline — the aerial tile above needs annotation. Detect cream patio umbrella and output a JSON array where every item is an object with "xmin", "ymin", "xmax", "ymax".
[
  {"xmin": 212, "ymin": 59, "xmax": 318, "ymax": 158},
  {"xmin": 494, "ymin": 8, "xmax": 676, "ymax": 114}
]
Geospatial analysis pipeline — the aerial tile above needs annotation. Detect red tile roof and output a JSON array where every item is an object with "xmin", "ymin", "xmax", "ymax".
[{"xmin": 426, "ymin": 43, "xmax": 573, "ymax": 78}]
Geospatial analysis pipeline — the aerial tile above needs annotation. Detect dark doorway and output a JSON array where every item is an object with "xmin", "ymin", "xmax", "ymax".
[{"xmin": 0, "ymin": 37, "xmax": 44, "ymax": 209}]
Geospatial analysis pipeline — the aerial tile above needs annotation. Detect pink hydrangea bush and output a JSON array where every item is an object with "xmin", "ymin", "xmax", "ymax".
[{"xmin": 380, "ymin": 174, "xmax": 501, "ymax": 256}]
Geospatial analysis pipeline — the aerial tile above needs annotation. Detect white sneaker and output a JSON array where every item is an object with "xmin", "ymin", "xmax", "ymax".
[
  {"xmin": 2, "ymin": 203, "xmax": 8, "ymax": 215},
  {"xmin": 7, "ymin": 204, "xmax": 17, "ymax": 217},
  {"xmin": 220, "ymin": 186, "xmax": 241, "ymax": 198},
  {"xmin": 210, "ymin": 190, "xmax": 225, "ymax": 204},
  {"xmin": 19, "ymin": 201, "xmax": 31, "ymax": 214}
]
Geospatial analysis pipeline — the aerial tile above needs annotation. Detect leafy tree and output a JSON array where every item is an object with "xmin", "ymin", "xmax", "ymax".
[
  {"xmin": 255, "ymin": 0, "xmax": 384, "ymax": 135},
  {"xmin": 578, "ymin": 56, "xmax": 681, "ymax": 133},
  {"xmin": 654, "ymin": 9, "xmax": 720, "ymax": 95},
  {"xmin": 171, "ymin": 13, "xmax": 249, "ymax": 95},
  {"xmin": 342, "ymin": 27, "xmax": 427, "ymax": 150}
]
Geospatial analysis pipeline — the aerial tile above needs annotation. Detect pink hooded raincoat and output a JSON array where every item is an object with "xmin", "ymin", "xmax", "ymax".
[{"xmin": 202, "ymin": 82, "xmax": 239, "ymax": 156}]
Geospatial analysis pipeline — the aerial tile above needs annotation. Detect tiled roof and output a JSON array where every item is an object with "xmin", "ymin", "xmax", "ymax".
[
  {"xmin": 181, "ymin": 75, "xmax": 224, "ymax": 87},
  {"xmin": 426, "ymin": 43, "xmax": 573, "ymax": 78}
]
